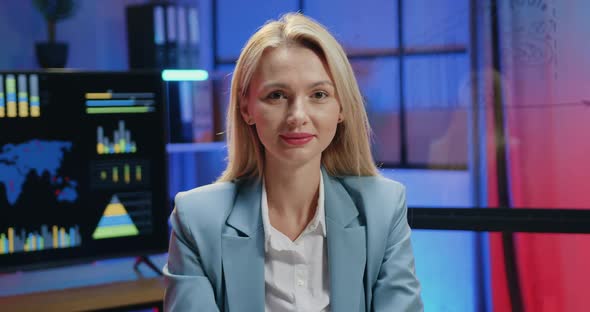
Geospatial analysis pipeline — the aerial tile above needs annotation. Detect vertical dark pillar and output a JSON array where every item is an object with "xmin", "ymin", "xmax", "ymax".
[
  {"xmin": 398, "ymin": 0, "xmax": 408, "ymax": 166},
  {"xmin": 489, "ymin": 1, "xmax": 524, "ymax": 311}
]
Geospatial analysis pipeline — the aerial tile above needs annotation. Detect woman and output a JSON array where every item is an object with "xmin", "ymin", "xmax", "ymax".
[{"xmin": 164, "ymin": 13, "xmax": 423, "ymax": 312}]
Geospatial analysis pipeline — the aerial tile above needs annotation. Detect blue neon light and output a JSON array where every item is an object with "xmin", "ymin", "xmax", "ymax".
[{"xmin": 161, "ymin": 69, "xmax": 209, "ymax": 81}]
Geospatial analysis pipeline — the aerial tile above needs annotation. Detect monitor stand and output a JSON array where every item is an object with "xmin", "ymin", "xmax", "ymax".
[{"xmin": 133, "ymin": 255, "xmax": 163, "ymax": 276}]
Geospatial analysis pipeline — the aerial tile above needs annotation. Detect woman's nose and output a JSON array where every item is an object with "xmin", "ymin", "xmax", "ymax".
[{"xmin": 286, "ymin": 96, "xmax": 308, "ymax": 127}]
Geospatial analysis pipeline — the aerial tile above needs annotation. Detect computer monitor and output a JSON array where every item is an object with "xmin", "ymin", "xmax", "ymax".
[{"xmin": 0, "ymin": 70, "xmax": 168, "ymax": 271}]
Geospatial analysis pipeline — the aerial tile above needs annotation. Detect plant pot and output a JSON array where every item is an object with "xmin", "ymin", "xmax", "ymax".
[{"xmin": 35, "ymin": 42, "xmax": 68, "ymax": 68}]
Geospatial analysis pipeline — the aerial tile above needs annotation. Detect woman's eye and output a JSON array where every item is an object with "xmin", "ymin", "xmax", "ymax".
[
  {"xmin": 266, "ymin": 91, "xmax": 286, "ymax": 100},
  {"xmin": 313, "ymin": 91, "xmax": 328, "ymax": 100}
]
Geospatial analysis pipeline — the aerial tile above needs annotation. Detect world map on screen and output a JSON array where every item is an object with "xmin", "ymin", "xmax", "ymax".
[{"xmin": 0, "ymin": 140, "xmax": 78, "ymax": 206}]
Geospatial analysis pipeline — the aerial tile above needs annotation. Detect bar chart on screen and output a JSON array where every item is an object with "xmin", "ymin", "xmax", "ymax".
[
  {"xmin": 85, "ymin": 91, "xmax": 156, "ymax": 114},
  {"xmin": 0, "ymin": 225, "xmax": 81, "ymax": 254},
  {"xmin": 90, "ymin": 159, "xmax": 150, "ymax": 189},
  {"xmin": 97, "ymin": 120, "xmax": 138, "ymax": 155},
  {"xmin": 0, "ymin": 74, "xmax": 41, "ymax": 118}
]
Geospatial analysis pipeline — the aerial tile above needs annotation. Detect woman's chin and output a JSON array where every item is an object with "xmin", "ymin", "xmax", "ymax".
[{"xmin": 268, "ymin": 150, "xmax": 322, "ymax": 168}]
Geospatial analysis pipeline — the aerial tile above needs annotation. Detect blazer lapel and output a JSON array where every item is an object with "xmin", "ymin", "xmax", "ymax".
[
  {"xmin": 222, "ymin": 178, "xmax": 265, "ymax": 312},
  {"xmin": 323, "ymin": 169, "xmax": 367, "ymax": 312}
]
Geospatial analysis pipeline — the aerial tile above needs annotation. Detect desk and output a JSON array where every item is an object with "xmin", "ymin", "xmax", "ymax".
[
  {"xmin": 0, "ymin": 254, "xmax": 167, "ymax": 312},
  {"xmin": 0, "ymin": 277, "xmax": 165, "ymax": 312}
]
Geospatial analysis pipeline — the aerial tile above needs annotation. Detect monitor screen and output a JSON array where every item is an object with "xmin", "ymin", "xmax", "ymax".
[{"xmin": 0, "ymin": 70, "xmax": 168, "ymax": 271}]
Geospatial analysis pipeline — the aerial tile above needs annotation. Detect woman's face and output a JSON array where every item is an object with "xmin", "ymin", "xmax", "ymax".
[{"xmin": 242, "ymin": 44, "xmax": 342, "ymax": 169}]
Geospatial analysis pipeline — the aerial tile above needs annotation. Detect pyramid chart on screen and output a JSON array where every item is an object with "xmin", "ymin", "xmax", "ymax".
[{"xmin": 92, "ymin": 195, "xmax": 139, "ymax": 240}]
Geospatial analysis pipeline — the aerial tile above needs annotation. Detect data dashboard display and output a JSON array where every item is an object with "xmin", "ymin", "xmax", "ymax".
[{"xmin": 0, "ymin": 71, "xmax": 168, "ymax": 271}]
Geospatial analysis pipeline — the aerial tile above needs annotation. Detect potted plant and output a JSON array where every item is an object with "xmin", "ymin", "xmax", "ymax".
[{"xmin": 33, "ymin": 0, "xmax": 78, "ymax": 68}]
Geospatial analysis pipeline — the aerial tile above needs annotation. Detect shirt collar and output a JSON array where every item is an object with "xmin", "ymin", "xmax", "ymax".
[{"xmin": 261, "ymin": 173, "xmax": 326, "ymax": 251}]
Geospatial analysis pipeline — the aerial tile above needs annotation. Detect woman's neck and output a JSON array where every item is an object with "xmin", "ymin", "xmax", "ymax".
[{"xmin": 263, "ymin": 158, "xmax": 321, "ymax": 237}]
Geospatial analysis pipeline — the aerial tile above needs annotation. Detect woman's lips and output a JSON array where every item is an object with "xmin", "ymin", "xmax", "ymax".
[{"xmin": 280, "ymin": 133, "xmax": 314, "ymax": 146}]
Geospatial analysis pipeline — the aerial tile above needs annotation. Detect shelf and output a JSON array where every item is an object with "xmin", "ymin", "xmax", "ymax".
[{"xmin": 166, "ymin": 142, "xmax": 226, "ymax": 153}]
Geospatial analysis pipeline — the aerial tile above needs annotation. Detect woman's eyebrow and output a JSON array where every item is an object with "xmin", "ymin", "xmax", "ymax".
[
  {"xmin": 259, "ymin": 82, "xmax": 289, "ymax": 92},
  {"xmin": 308, "ymin": 80, "xmax": 334, "ymax": 88}
]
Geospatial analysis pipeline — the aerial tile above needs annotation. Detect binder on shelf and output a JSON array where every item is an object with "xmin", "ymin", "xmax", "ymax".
[
  {"xmin": 187, "ymin": 7, "xmax": 200, "ymax": 68},
  {"xmin": 154, "ymin": 6, "xmax": 167, "ymax": 68},
  {"xmin": 126, "ymin": 3, "xmax": 200, "ymax": 69},
  {"xmin": 165, "ymin": 6, "xmax": 178, "ymax": 68},
  {"xmin": 176, "ymin": 6, "xmax": 189, "ymax": 69}
]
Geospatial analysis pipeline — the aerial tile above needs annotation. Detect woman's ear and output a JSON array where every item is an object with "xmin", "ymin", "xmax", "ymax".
[
  {"xmin": 239, "ymin": 96, "xmax": 254, "ymax": 125},
  {"xmin": 337, "ymin": 104, "xmax": 344, "ymax": 123}
]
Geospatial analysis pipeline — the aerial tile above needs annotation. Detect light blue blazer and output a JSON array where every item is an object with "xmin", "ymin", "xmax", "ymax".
[{"xmin": 163, "ymin": 168, "xmax": 423, "ymax": 311}]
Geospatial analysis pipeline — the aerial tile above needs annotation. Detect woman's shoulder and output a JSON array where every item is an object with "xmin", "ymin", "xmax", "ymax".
[
  {"xmin": 338, "ymin": 174, "xmax": 406, "ymax": 198},
  {"xmin": 174, "ymin": 181, "xmax": 239, "ymax": 222},
  {"xmin": 175, "ymin": 181, "xmax": 237, "ymax": 204},
  {"xmin": 336, "ymin": 174, "xmax": 407, "ymax": 220}
]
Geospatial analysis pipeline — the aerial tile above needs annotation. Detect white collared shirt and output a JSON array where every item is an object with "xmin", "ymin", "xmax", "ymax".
[{"xmin": 261, "ymin": 174, "xmax": 330, "ymax": 312}]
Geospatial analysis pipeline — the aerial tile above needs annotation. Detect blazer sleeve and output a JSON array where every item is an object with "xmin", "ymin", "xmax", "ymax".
[
  {"xmin": 163, "ymin": 199, "xmax": 220, "ymax": 312},
  {"xmin": 372, "ymin": 184, "xmax": 424, "ymax": 312}
]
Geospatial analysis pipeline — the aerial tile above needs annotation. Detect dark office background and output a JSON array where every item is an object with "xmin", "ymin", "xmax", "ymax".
[{"xmin": 1, "ymin": 0, "xmax": 590, "ymax": 311}]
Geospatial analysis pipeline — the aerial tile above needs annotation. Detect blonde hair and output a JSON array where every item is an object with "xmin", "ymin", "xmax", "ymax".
[{"xmin": 217, "ymin": 13, "xmax": 378, "ymax": 182}]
